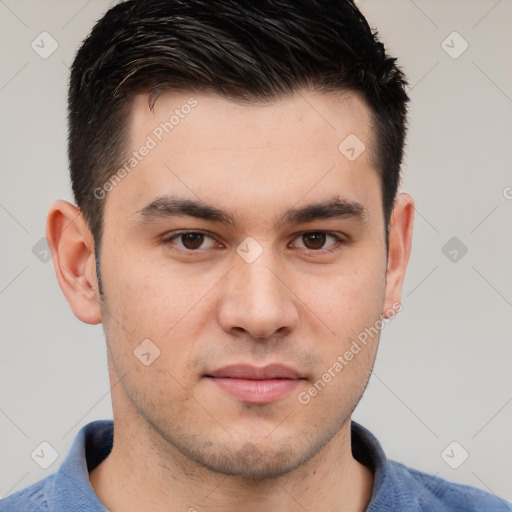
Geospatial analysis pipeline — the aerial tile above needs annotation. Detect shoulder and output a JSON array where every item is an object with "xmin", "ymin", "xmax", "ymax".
[
  {"xmin": 351, "ymin": 421, "xmax": 511, "ymax": 511},
  {"xmin": 0, "ymin": 475, "xmax": 52, "ymax": 512},
  {"xmin": 388, "ymin": 460, "xmax": 512, "ymax": 512},
  {"xmin": 1, "ymin": 420, "xmax": 113, "ymax": 512}
]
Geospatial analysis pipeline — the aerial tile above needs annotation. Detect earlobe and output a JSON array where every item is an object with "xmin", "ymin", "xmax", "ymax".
[
  {"xmin": 45, "ymin": 200, "xmax": 102, "ymax": 325},
  {"xmin": 382, "ymin": 193, "xmax": 414, "ymax": 317}
]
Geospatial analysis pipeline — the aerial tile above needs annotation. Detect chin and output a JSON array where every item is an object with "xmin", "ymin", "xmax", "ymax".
[{"xmin": 198, "ymin": 444, "xmax": 306, "ymax": 480}]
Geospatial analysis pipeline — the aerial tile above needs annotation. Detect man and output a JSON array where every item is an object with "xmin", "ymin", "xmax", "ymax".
[{"xmin": 1, "ymin": 0, "xmax": 510, "ymax": 511}]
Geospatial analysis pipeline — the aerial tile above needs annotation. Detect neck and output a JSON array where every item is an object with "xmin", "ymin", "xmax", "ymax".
[{"xmin": 89, "ymin": 410, "xmax": 374, "ymax": 512}]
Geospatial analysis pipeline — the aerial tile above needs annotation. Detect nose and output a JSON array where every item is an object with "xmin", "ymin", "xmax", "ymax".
[{"xmin": 217, "ymin": 249, "xmax": 299, "ymax": 340}]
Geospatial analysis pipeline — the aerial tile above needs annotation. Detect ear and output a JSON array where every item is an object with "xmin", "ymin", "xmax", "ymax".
[
  {"xmin": 45, "ymin": 200, "xmax": 102, "ymax": 324},
  {"xmin": 382, "ymin": 193, "xmax": 414, "ymax": 317}
]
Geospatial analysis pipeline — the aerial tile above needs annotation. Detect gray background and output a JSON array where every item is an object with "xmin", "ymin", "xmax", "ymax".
[{"xmin": 1, "ymin": 0, "xmax": 511, "ymax": 502}]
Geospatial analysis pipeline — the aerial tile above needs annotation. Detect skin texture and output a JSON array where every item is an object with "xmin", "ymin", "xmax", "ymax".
[{"xmin": 47, "ymin": 90, "xmax": 414, "ymax": 512}]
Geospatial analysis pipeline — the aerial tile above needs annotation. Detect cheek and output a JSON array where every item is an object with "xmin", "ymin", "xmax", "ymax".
[
  {"xmin": 300, "ymin": 249, "xmax": 386, "ymax": 382},
  {"xmin": 300, "ymin": 279, "xmax": 383, "ymax": 411},
  {"xmin": 100, "ymin": 243, "xmax": 205, "ymax": 338},
  {"xmin": 99, "ymin": 248, "xmax": 217, "ymax": 393},
  {"xmin": 309, "ymin": 250, "xmax": 386, "ymax": 325}
]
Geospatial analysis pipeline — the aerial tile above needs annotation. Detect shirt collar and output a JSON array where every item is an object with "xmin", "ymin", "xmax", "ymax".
[
  {"xmin": 46, "ymin": 419, "xmax": 395, "ymax": 510},
  {"xmin": 45, "ymin": 420, "xmax": 112, "ymax": 511}
]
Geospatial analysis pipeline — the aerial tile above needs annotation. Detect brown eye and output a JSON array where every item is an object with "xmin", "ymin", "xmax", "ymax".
[
  {"xmin": 302, "ymin": 232, "xmax": 327, "ymax": 250},
  {"xmin": 163, "ymin": 231, "xmax": 217, "ymax": 251},
  {"xmin": 293, "ymin": 231, "xmax": 344, "ymax": 253},
  {"xmin": 180, "ymin": 232, "xmax": 204, "ymax": 250}
]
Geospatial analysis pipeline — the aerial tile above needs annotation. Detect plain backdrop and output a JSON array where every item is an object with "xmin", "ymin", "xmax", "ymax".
[{"xmin": 1, "ymin": 0, "xmax": 511, "ymax": 503}]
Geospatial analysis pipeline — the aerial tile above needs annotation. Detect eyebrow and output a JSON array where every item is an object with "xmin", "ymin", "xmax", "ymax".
[{"xmin": 134, "ymin": 194, "xmax": 367, "ymax": 229}]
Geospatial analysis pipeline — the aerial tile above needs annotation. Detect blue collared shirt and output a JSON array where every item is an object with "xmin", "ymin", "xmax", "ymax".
[{"xmin": 1, "ymin": 419, "xmax": 510, "ymax": 511}]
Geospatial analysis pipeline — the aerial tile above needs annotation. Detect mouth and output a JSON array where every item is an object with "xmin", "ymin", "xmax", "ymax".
[{"xmin": 204, "ymin": 363, "xmax": 306, "ymax": 404}]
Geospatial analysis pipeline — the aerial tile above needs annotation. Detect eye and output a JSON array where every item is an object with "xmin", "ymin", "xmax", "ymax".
[
  {"xmin": 162, "ymin": 230, "xmax": 345, "ymax": 254},
  {"xmin": 163, "ymin": 231, "xmax": 218, "ymax": 251},
  {"xmin": 292, "ymin": 231, "xmax": 344, "ymax": 253}
]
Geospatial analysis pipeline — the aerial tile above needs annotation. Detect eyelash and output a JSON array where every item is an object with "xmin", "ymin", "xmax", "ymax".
[{"xmin": 162, "ymin": 230, "xmax": 346, "ymax": 255}]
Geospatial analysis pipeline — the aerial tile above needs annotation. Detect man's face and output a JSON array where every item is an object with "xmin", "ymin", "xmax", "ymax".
[{"xmin": 98, "ymin": 90, "xmax": 394, "ymax": 478}]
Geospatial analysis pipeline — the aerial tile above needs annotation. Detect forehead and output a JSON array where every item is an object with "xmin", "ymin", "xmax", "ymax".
[
  {"xmin": 104, "ymin": 89, "xmax": 381, "ymax": 230},
  {"xmin": 127, "ymin": 89, "xmax": 374, "ymax": 162}
]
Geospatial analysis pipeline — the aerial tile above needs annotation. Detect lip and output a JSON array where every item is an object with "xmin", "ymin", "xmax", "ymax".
[
  {"xmin": 205, "ymin": 364, "xmax": 305, "ymax": 404},
  {"xmin": 206, "ymin": 363, "xmax": 303, "ymax": 380}
]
